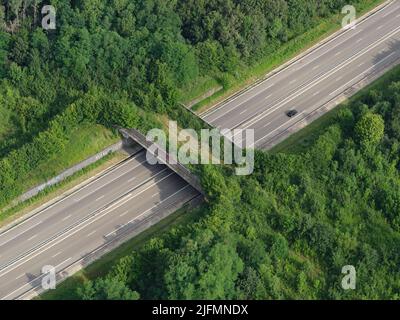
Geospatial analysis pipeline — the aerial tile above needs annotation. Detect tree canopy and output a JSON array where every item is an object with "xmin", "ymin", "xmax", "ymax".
[{"xmin": 75, "ymin": 71, "xmax": 400, "ymax": 299}]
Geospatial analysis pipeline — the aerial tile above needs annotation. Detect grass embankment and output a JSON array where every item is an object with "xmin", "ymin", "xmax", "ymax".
[
  {"xmin": 43, "ymin": 63, "xmax": 400, "ymax": 299},
  {"xmin": 0, "ymin": 124, "xmax": 121, "ymax": 225},
  {"xmin": 23, "ymin": 124, "xmax": 119, "ymax": 188},
  {"xmin": 179, "ymin": 0, "xmax": 386, "ymax": 113},
  {"xmin": 39, "ymin": 0, "xmax": 388, "ymax": 300}
]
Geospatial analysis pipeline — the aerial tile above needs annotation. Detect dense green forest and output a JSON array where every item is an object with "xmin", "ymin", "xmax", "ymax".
[
  {"xmin": 78, "ymin": 69, "xmax": 400, "ymax": 300},
  {"xmin": 1, "ymin": 0, "xmax": 398, "ymax": 300},
  {"xmin": 0, "ymin": 0, "xmax": 375, "ymax": 208}
]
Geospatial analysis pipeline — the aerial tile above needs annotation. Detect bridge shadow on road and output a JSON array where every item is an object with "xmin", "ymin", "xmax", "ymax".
[{"xmin": 371, "ymin": 39, "xmax": 400, "ymax": 76}]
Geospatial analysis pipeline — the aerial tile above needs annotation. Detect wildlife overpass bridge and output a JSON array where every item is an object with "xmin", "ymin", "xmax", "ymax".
[{"xmin": 119, "ymin": 128, "xmax": 204, "ymax": 195}]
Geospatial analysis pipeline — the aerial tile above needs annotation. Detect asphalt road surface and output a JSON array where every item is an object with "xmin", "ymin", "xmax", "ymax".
[
  {"xmin": 202, "ymin": 0, "xmax": 400, "ymax": 148},
  {"xmin": 2, "ymin": 0, "xmax": 399, "ymax": 301},
  {"xmin": 0, "ymin": 150, "xmax": 199, "ymax": 299}
]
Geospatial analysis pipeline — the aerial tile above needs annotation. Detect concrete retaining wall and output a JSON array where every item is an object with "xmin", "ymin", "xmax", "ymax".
[
  {"xmin": 185, "ymin": 86, "xmax": 223, "ymax": 109},
  {"xmin": 9, "ymin": 139, "xmax": 137, "ymax": 208}
]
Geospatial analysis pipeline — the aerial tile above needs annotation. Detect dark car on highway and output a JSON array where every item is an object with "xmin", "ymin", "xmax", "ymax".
[{"xmin": 286, "ymin": 109, "xmax": 298, "ymax": 117}]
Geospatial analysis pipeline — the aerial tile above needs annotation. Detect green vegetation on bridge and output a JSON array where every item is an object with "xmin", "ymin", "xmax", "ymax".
[
  {"xmin": 0, "ymin": 0, "xmax": 383, "ymax": 210},
  {"xmin": 44, "ymin": 61, "xmax": 400, "ymax": 302},
  {"xmin": 1, "ymin": 0, "xmax": 397, "ymax": 300}
]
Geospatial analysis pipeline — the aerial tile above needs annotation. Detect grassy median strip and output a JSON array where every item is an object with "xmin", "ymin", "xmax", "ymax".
[{"xmin": 187, "ymin": 0, "xmax": 386, "ymax": 113}]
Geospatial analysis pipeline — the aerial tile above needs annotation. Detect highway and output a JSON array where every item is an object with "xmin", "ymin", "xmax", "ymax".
[
  {"xmin": 202, "ymin": 0, "xmax": 400, "ymax": 149},
  {"xmin": 0, "ymin": 150, "xmax": 199, "ymax": 299},
  {"xmin": 1, "ymin": 0, "xmax": 400, "ymax": 301}
]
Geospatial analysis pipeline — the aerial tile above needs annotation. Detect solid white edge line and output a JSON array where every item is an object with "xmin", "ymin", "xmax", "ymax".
[
  {"xmin": 201, "ymin": 0, "xmax": 397, "ymax": 120},
  {"xmin": 0, "ymin": 153, "xmax": 146, "ymax": 239},
  {"xmin": 1, "ymin": 182, "xmax": 191, "ymax": 300},
  {"xmin": 0, "ymin": 170, "xmax": 175, "ymax": 281}
]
